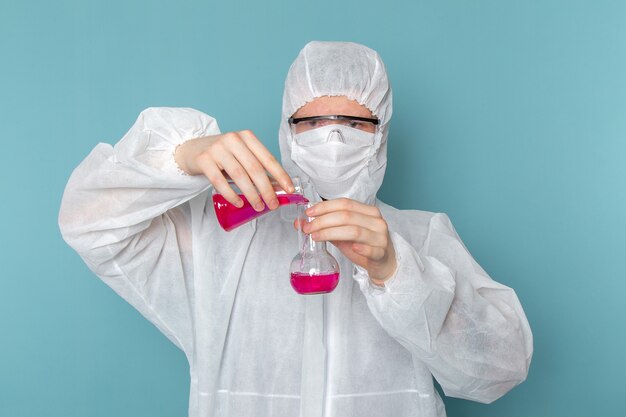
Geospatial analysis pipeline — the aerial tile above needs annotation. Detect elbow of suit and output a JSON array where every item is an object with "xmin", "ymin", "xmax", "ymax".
[{"xmin": 443, "ymin": 359, "xmax": 531, "ymax": 404}]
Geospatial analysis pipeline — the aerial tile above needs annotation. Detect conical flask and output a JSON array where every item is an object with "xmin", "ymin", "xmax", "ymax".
[{"xmin": 212, "ymin": 177, "xmax": 306, "ymax": 231}]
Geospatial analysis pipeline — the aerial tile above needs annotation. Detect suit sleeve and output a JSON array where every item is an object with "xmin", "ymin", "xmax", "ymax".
[
  {"xmin": 59, "ymin": 107, "xmax": 219, "ymax": 357},
  {"xmin": 353, "ymin": 213, "xmax": 533, "ymax": 403}
]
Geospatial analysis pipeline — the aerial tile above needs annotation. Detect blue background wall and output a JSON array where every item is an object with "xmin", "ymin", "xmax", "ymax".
[{"xmin": 1, "ymin": 0, "xmax": 625, "ymax": 415}]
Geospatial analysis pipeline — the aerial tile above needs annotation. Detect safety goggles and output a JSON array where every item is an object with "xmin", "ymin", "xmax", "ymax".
[
  {"xmin": 289, "ymin": 122, "xmax": 377, "ymax": 147},
  {"xmin": 288, "ymin": 115, "xmax": 379, "ymax": 135}
]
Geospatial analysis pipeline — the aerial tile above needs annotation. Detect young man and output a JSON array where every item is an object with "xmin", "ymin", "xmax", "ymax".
[{"xmin": 60, "ymin": 41, "xmax": 532, "ymax": 417}]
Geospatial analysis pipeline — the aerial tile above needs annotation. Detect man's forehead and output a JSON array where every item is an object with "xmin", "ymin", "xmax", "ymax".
[{"xmin": 292, "ymin": 96, "xmax": 374, "ymax": 119}]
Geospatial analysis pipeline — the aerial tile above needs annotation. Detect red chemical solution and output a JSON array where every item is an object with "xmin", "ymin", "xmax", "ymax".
[
  {"xmin": 290, "ymin": 272, "xmax": 340, "ymax": 295},
  {"xmin": 213, "ymin": 193, "xmax": 308, "ymax": 231}
]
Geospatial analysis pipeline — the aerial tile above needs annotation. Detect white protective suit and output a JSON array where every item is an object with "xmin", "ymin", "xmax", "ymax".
[{"xmin": 59, "ymin": 41, "xmax": 532, "ymax": 417}]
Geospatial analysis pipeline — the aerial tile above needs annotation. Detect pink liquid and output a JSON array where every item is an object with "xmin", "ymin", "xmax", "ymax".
[
  {"xmin": 290, "ymin": 272, "xmax": 340, "ymax": 295},
  {"xmin": 213, "ymin": 193, "xmax": 308, "ymax": 231}
]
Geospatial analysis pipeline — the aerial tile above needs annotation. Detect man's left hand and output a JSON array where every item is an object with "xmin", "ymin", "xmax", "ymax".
[{"xmin": 302, "ymin": 198, "xmax": 397, "ymax": 285}]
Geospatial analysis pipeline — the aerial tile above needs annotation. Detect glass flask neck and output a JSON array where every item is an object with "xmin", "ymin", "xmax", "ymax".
[{"xmin": 303, "ymin": 230, "xmax": 328, "ymax": 253}]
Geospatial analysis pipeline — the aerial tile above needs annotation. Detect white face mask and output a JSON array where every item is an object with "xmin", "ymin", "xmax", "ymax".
[{"xmin": 291, "ymin": 125, "xmax": 376, "ymax": 199}]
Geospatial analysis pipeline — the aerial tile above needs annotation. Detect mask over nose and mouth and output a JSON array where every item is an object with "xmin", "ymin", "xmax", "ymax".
[
  {"xmin": 278, "ymin": 41, "xmax": 393, "ymax": 204},
  {"xmin": 291, "ymin": 124, "xmax": 377, "ymax": 200}
]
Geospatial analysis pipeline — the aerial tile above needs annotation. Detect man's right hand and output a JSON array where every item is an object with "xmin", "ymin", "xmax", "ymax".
[{"xmin": 175, "ymin": 130, "xmax": 294, "ymax": 212}]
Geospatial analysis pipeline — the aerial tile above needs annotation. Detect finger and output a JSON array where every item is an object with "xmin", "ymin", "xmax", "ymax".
[
  {"xmin": 304, "ymin": 211, "xmax": 387, "ymax": 235},
  {"xmin": 226, "ymin": 135, "xmax": 279, "ymax": 210},
  {"xmin": 238, "ymin": 130, "xmax": 294, "ymax": 193},
  {"xmin": 306, "ymin": 198, "xmax": 381, "ymax": 218},
  {"xmin": 312, "ymin": 225, "xmax": 387, "ymax": 247},
  {"xmin": 293, "ymin": 218, "xmax": 308, "ymax": 231},
  {"xmin": 197, "ymin": 155, "xmax": 243, "ymax": 207},
  {"xmin": 215, "ymin": 149, "xmax": 265, "ymax": 212},
  {"xmin": 330, "ymin": 240, "xmax": 370, "ymax": 267},
  {"xmin": 352, "ymin": 243, "xmax": 386, "ymax": 261}
]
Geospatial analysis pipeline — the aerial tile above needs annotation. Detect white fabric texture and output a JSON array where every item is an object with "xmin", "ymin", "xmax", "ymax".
[{"xmin": 59, "ymin": 41, "xmax": 532, "ymax": 417}]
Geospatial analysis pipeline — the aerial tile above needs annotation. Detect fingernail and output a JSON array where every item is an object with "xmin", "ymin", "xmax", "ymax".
[
  {"xmin": 255, "ymin": 203, "xmax": 266, "ymax": 211},
  {"xmin": 235, "ymin": 199, "xmax": 244, "ymax": 208},
  {"xmin": 269, "ymin": 199, "xmax": 279, "ymax": 210},
  {"xmin": 311, "ymin": 232, "xmax": 319, "ymax": 240},
  {"xmin": 305, "ymin": 207, "xmax": 315, "ymax": 216},
  {"xmin": 302, "ymin": 224, "xmax": 310, "ymax": 233}
]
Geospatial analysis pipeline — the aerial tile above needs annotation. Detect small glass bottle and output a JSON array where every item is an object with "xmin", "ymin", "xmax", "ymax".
[
  {"xmin": 289, "ymin": 202, "xmax": 340, "ymax": 295},
  {"xmin": 212, "ymin": 177, "xmax": 306, "ymax": 231}
]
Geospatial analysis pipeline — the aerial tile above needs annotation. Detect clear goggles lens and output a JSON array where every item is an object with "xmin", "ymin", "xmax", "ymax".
[{"xmin": 288, "ymin": 115, "xmax": 379, "ymax": 135}]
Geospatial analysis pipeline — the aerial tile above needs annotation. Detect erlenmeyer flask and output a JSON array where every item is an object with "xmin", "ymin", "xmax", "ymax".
[
  {"xmin": 212, "ymin": 177, "xmax": 306, "ymax": 231},
  {"xmin": 289, "ymin": 202, "xmax": 340, "ymax": 295}
]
